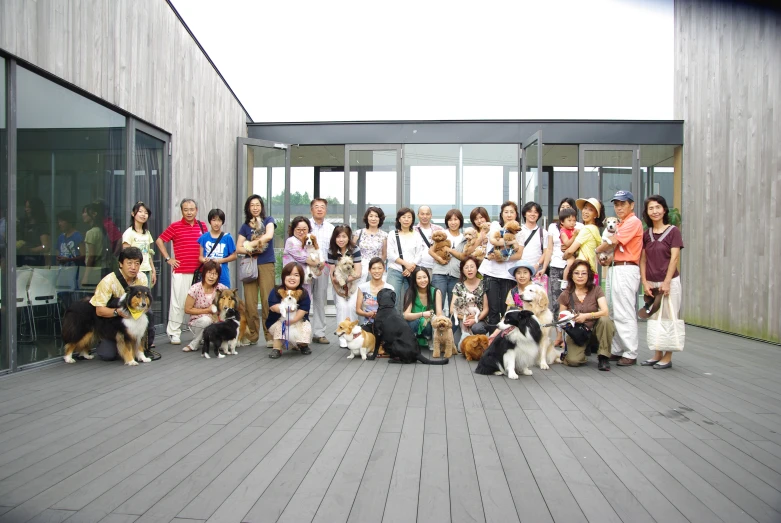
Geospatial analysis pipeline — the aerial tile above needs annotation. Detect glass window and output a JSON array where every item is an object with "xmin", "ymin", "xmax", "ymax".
[
  {"xmin": 584, "ymin": 150, "xmax": 634, "ymax": 219},
  {"xmin": 640, "ymin": 144, "xmax": 678, "ymax": 211},
  {"xmin": 549, "ymin": 145, "xmax": 579, "ymax": 223},
  {"xmin": 16, "ymin": 66, "xmax": 126, "ymax": 366},
  {"xmin": 349, "ymin": 149, "xmax": 397, "ymax": 232},
  {"xmin": 405, "ymin": 144, "xmax": 458, "ymax": 227},
  {"xmin": 462, "ymin": 144, "xmax": 518, "ymax": 223},
  {"xmin": 290, "ymin": 145, "xmax": 345, "ymax": 228}
]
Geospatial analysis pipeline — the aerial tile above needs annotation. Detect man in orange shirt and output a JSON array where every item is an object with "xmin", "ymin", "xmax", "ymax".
[{"xmin": 597, "ymin": 190, "xmax": 643, "ymax": 365}]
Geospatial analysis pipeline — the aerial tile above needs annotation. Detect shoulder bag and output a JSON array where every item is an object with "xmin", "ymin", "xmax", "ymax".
[
  {"xmin": 563, "ymin": 289, "xmax": 592, "ymax": 346},
  {"xmin": 192, "ymin": 231, "xmax": 223, "ymax": 285},
  {"xmin": 646, "ymin": 294, "xmax": 685, "ymax": 352}
]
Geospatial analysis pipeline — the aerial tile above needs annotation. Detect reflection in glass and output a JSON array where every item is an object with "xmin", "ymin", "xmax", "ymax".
[
  {"xmin": 16, "ymin": 66, "xmax": 126, "ymax": 365},
  {"xmin": 584, "ymin": 150, "xmax": 633, "ymax": 219}
]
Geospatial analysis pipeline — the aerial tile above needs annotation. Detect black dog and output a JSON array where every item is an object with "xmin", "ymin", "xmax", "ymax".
[
  {"xmin": 371, "ymin": 289, "xmax": 449, "ymax": 365},
  {"xmin": 475, "ymin": 309, "xmax": 541, "ymax": 379},
  {"xmin": 201, "ymin": 308, "xmax": 241, "ymax": 359}
]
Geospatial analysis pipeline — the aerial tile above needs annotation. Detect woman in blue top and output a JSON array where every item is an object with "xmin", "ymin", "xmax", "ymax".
[
  {"xmin": 327, "ymin": 224, "xmax": 362, "ymax": 348},
  {"xmin": 198, "ymin": 208, "xmax": 237, "ymax": 288},
  {"xmin": 237, "ymin": 195, "xmax": 277, "ymax": 347},
  {"xmin": 267, "ymin": 262, "xmax": 312, "ymax": 359}
]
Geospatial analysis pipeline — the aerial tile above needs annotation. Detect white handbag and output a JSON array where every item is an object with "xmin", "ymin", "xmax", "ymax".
[{"xmin": 647, "ymin": 295, "xmax": 685, "ymax": 352}]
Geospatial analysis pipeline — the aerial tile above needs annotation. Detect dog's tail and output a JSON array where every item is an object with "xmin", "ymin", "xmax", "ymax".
[
  {"xmin": 416, "ymin": 353, "xmax": 449, "ymax": 365},
  {"xmin": 474, "ymin": 360, "xmax": 495, "ymax": 375},
  {"xmin": 62, "ymin": 300, "xmax": 97, "ymax": 342}
]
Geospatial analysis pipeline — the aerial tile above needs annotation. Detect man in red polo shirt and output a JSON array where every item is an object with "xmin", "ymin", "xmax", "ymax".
[
  {"xmin": 155, "ymin": 198, "xmax": 207, "ymax": 345},
  {"xmin": 597, "ymin": 190, "xmax": 643, "ymax": 366}
]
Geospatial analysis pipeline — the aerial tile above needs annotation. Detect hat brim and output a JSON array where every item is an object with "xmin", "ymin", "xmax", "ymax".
[
  {"xmin": 576, "ymin": 198, "xmax": 602, "ymax": 215},
  {"xmin": 637, "ymin": 289, "xmax": 663, "ymax": 319},
  {"xmin": 508, "ymin": 264, "xmax": 536, "ymax": 279}
]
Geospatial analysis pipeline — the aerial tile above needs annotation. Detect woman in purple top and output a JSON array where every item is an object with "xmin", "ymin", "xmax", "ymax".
[
  {"xmin": 283, "ymin": 216, "xmax": 316, "ymax": 299},
  {"xmin": 640, "ymin": 195, "xmax": 684, "ymax": 369}
]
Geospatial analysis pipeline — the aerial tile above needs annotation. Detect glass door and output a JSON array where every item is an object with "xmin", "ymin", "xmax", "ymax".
[
  {"xmin": 522, "ymin": 131, "xmax": 546, "ymax": 225},
  {"xmin": 578, "ymin": 145, "xmax": 639, "ymax": 219},
  {"xmin": 345, "ymin": 145, "xmax": 401, "ymax": 232}
]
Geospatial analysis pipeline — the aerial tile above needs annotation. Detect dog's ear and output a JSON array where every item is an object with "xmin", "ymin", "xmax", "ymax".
[
  {"xmin": 290, "ymin": 289, "xmax": 303, "ymax": 301},
  {"xmin": 277, "ymin": 288, "xmax": 287, "ymax": 300}
]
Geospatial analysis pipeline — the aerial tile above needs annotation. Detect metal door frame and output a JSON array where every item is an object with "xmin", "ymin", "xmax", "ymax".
[
  {"xmin": 578, "ymin": 144, "xmax": 639, "ymax": 202},
  {"xmin": 521, "ymin": 131, "xmax": 542, "ymax": 205},
  {"xmin": 344, "ymin": 144, "xmax": 402, "ymax": 226}
]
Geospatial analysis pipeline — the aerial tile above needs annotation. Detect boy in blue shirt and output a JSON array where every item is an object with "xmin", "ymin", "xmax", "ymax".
[{"xmin": 198, "ymin": 209, "xmax": 237, "ymax": 287}]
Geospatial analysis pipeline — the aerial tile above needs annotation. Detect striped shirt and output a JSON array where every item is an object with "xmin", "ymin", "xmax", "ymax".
[{"xmin": 158, "ymin": 218, "xmax": 207, "ymax": 274}]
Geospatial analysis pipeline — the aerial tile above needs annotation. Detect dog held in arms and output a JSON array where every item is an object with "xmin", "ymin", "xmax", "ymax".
[
  {"xmin": 475, "ymin": 309, "xmax": 541, "ymax": 379},
  {"xmin": 372, "ymin": 289, "xmax": 449, "ymax": 364},
  {"xmin": 62, "ymin": 286, "xmax": 152, "ymax": 366},
  {"xmin": 598, "ymin": 216, "xmax": 620, "ymax": 265},
  {"xmin": 277, "ymin": 289, "xmax": 306, "ymax": 348},
  {"xmin": 521, "ymin": 284, "xmax": 563, "ymax": 369},
  {"xmin": 202, "ymin": 307, "xmax": 241, "ymax": 358},
  {"xmin": 302, "ymin": 234, "xmax": 324, "ymax": 284},
  {"xmin": 333, "ymin": 254, "xmax": 358, "ymax": 297}
]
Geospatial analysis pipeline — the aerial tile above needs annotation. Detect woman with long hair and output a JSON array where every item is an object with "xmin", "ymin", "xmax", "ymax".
[
  {"xmin": 237, "ymin": 194, "xmax": 277, "ymax": 347},
  {"xmin": 182, "ymin": 260, "xmax": 228, "ymax": 352},
  {"xmin": 402, "ymin": 266, "xmax": 443, "ymax": 348},
  {"xmin": 327, "ymin": 224, "xmax": 362, "ymax": 347}
]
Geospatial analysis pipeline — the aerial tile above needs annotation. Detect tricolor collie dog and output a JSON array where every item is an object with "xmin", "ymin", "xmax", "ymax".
[
  {"xmin": 475, "ymin": 309, "xmax": 541, "ymax": 379},
  {"xmin": 62, "ymin": 286, "xmax": 152, "ymax": 366},
  {"xmin": 211, "ymin": 288, "xmax": 247, "ymax": 348},
  {"xmin": 335, "ymin": 318, "xmax": 376, "ymax": 360},
  {"xmin": 202, "ymin": 307, "xmax": 241, "ymax": 358},
  {"xmin": 303, "ymin": 234, "xmax": 324, "ymax": 284}
]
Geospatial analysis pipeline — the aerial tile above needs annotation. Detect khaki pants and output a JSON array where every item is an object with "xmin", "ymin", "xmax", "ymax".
[
  {"xmin": 564, "ymin": 317, "xmax": 616, "ymax": 366},
  {"xmin": 243, "ymin": 263, "xmax": 276, "ymax": 343}
]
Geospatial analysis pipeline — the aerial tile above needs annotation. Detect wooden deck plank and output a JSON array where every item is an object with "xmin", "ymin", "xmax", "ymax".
[{"xmin": 382, "ymin": 406, "xmax": 425, "ymax": 523}]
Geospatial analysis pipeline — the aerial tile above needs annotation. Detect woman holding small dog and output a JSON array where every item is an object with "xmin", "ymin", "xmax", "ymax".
[
  {"xmin": 237, "ymin": 195, "xmax": 277, "ymax": 347},
  {"xmin": 267, "ymin": 262, "xmax": 313, "ymax": 358},
  {"xmin": 558, "ymin": 259, "xmax": 616, "ymax": 371},
  {"xmin": 182, "ymin": 260, "xmax": 228, "ymax": 352},
  {"xmin": 430, "ymin": 208, "xmax": 465, "ymax": 311},
  {"xmin": 386, "ymin": 207, "xmax": 425, "ymax": 312},
  {"xmin": 640, "ymin": 195, "xmax": 684, "ymax": 369},
  {"xmin": 353, "ymin": 207, "xmax": 388, "ymax": 281},
  {"xmin": 283, "ymin": 216, "xmax": 318, "ymax": 298},
  {"xmin": 403, "ymin": 266, "xmax": 443, "ymax": 348},
  {"xmin": 450, "ymin": 255, "xmax": 489, "ymax": 347},
  {"xmin": 327, "ymin": 225, "xmax": 362, "ymax": 348}
]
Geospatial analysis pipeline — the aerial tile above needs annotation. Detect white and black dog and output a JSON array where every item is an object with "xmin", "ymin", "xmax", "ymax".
[
  {"xmin": 201, "ymin": 307, "xmax": 241, "ymax": 358},
  {"xmin": 475, "ymin": 309, "xmax": 541, "ymax": 379}
]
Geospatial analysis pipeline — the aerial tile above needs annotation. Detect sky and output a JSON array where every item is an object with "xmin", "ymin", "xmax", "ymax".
[{"xmin": 171, "ymin": 0, "xmax": 674, "ymax": 123}]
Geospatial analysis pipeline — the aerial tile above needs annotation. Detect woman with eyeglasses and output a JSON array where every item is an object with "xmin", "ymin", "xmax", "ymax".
[{"xmin": 283, "ymin": 216, "xmax": 317, "ymax": 298}]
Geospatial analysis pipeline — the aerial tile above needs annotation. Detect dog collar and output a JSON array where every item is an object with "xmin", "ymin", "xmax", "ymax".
[{"xmin": 127, "ymin": 307, "xmax": 145, "ymax": 320}]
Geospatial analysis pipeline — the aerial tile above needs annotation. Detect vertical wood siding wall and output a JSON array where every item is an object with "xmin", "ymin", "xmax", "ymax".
[
  {"xmin": 675, "ymin": 0, "xmax": 781, "ymax": 342},
  {"xmin": 0, "ymin": 0, "xmax": 248, "ymax": 231}
]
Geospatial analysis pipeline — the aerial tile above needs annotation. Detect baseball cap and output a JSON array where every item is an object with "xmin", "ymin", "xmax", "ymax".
[{"xmin": 611, "ymin": 190, "xmax": 635, "ymax": 202}]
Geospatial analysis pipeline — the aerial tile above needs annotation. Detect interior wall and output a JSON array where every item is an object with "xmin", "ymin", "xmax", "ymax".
[
  {"xmin": 675, "ymin": 0, "xmax": 781, "ymax": 342},
  {"xmin": 0, "ymin": 0, "xmax": 249, "ymax": 230}
]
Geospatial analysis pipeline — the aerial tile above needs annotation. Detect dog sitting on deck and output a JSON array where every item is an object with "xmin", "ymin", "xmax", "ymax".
[
  {"xmin": 335, "ymin": 318, "xmax": 376, "ymax": 360},
  {"xmin": 202, "ymin": 307, "xmax": 241, "ymax": 358},
  {"xmin": 475, "ymin": 309, "xmax": 541, "ymax": 379}
]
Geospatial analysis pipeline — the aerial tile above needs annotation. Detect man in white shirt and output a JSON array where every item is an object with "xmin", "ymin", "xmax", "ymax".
[
  {"xmin": 414, "ymin": 205, "xmax": 443, "ymax": 275},
  {"xmin": 308, "ymin": 198, "xmax": 335, "ymax": 344}
]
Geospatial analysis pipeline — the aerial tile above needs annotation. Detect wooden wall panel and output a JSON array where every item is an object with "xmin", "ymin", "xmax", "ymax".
[
  {"xmin": 0, "ymin": 0, "xmax": 248, "ymax": 232},
  {"xmin": 674, "ymin": 0, "xmax": 781, "ymax": 342}
]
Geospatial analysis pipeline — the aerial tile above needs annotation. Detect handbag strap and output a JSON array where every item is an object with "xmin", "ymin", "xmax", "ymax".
[
  {"xmin": 523, "ymin": 227, "xmax": 539, "ymax": 248},
  {"xmin": 205, "ymin": 232, "xmax": 224, "ymax": 257},
  {"xmin": 417, "ymin": 227, "xmax": 431, "ymax": 248},
  {"xmin": 395, "ymin": 231, "xmax": 404, "ymax": 260},
  {"xmin": 357, "ymin": 229, "xmax": 363, "ymax": 246}
]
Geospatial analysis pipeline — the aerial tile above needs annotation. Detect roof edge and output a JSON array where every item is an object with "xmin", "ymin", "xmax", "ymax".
[{"xmin": 248, "ymin": 118, "xmax": 684, "ymax": 126}]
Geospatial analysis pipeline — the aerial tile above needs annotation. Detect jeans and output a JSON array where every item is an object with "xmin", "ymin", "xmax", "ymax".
[
  {"xmin": 431, "ymin": 273, "xmax": 458, "ymax": 312},
  {"xmin": 407, "ymin": 318, "xmax": 432, "ymax": 344},
  {"xmin": 453, "ymin": 320, "xmax": 488, "ymax": 347},
  {"xmin": 386, "ymin": 268, "xmax": 410, "ymax": 312}
]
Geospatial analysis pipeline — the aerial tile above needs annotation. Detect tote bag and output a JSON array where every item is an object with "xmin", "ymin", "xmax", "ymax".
[
  {"xmin": 647, "ymin": 295, "xmax": 685, "ymax": 352},
  {"xmin": 239, "ymin": 254, "xmax": 258, "ymax": 283}
]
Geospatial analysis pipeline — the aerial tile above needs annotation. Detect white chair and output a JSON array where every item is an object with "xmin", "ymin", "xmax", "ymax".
[
  {"xmin": 28, "ymin": 268, "xmax": 63, "ymax": 339},
  {"xmin": 15, "ymin": 267, "xmax": 35, "ymax": 342}
]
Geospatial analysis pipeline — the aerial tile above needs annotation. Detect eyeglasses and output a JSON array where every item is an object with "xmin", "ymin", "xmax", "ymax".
[{"xmin": 294, "ymin": 227, "xmax": 309, "ymax": 233}]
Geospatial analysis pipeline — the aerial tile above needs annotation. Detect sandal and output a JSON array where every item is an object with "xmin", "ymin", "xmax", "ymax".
[
  {"xmin": 269, "ymin": 349, "xmax": 282, "ymax": 359},
  {"xmin": 182, "ymin": 345, "xmax": 196, "ymax": 352}
]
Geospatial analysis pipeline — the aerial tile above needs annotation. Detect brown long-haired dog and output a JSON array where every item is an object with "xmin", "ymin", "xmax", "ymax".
[
  {"xmin": 213, "ymin": 288, "xmax": 247, "ymax": 351},
  {"xmin": 431, "ymin": 315, "xmax": 456, "ymax": 358},
  {"xmin": 461, "ymin": 334, "xmax": 490, "ymax": 361}
]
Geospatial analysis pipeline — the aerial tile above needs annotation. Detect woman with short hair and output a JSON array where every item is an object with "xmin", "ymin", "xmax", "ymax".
[
  {"xmin": 386, "ymin": 207, "xmax": 425, "ymax": 312},
  {"xmin": 562, "ymin": 197, "xmax": 605, "ymax": 282},
  {"xmin": 558, "ymin": 259, "xmax": 616, "ymax": 371},
  {"xmin": 267, "ymin": 262, "xmax": 313, "ymax": 358},
  {"xmin": 283, "ymin": 216, "xmax": 318, "ymax": 298},
  {"xmin": 182, "ymin": 260, "xmax": 227, "ymax": 353},
  {"xmin": 640, "ymin": 195, "xmax": 684, "ymax": 369},
  {"xmin": 430, "ymin": 208, "xmax": 464, "ymax": 311},
  {"xmin": 353, "ymin": 206, "xmax": 388, "ymax": 281},
  {"xmin": 450, "ymin": 255, "xmax": 489, "ymax": 347}
]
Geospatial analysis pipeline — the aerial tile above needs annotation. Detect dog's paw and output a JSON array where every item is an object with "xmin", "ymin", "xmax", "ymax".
[
  {"xmin": 203, "ymin": 353, "xmax": 211, "ymax": 359},
  {"xmin": 211, "ymin": 304, "xmax": 218, "ymax": 314},
  {"xmin": 539, "ymin": 361, "xmax": 550, "ymax": 370},
  {"xmin": 522, "ymin": 368, "xmax": 533, "ymax": 376},
  {"xmin": 63, "ymin": 356, "xmax": 76, "ymax": 364},
  {"xmin": 218, "ymin": 353, "xmax": 225, "ymax": 358},
  {"xmin": 82, "ymin": 353, "xmax": 94, "ymax": 360},
  {"xmin": 139, "ymin": 355, "xmax": 152, "ymax": 363},
  {"xmin": 361, "ymin": 355, "xmax": 367, "ymax": 360},
  {"xmin": 346, "ymin": 354, "xmax": 354, "ymax": 359},
  {"xmin": 508, "ymin": 372, "xmax": 519, "ymax": 380},
  {"xmin": 494, "ymin": 370, "xmax": 504, "ymax": 375},
  {"xmin": 125, "ymin": 360, "xmax": 139, "ymax": 366}
]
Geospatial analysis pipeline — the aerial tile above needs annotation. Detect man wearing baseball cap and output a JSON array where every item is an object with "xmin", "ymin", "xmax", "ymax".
[{"xmin": 597, "ymin": 190, "xmax": 643, "ymax": 365}]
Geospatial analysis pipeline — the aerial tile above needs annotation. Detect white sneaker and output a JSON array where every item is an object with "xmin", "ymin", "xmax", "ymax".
[
  {"xmin": 238, "ymin": 338, "xmax": 251, "ymax": 347},
  {"xmin": 169, "ymin": 335, "xmax": 181, "ymax": 345}
]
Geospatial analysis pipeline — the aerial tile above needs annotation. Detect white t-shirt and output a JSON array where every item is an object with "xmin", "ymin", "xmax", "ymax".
[
  {"xmin": 548, "ymin": 222, "xmax": 584, "ymax": 269},
  {"xmin": 386, "ymin": 230, "xmax": 425, "ymax": 273},
  {"xmin": 519, "ymin": 224, "xmax": 549, "ymax": 265},
  {"xmin": 478, "ymin": 221, "xmax": 515, "ymax": 280},
  {"xmin": 122, "ymin": 227, "xmax": 154, "ymax": 272},
  {"xmin": 414, "ymin": 224, "xmax": 443, "ymax": 269},
  {"xmin": 432, "ymin": 231, "xmax": 463, "ymax": 276}
]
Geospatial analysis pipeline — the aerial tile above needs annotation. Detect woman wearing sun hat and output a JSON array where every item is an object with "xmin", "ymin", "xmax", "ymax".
[
  {"xmin": 505, "ymin": 260, "xmax": 537, "ymax": 309},
  {"xmin": 562, "ymin": 197, "xmax": 605, "ymax": 284}
]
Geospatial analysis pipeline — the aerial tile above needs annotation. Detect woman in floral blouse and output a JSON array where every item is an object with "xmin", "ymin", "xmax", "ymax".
[
  {"xmin": 450, "ymin": 255, "xmax": 489, "ymax": 347},
  {"xmin": 283, "ymin": 216, "xmax": 319, "ymax": 298},
  {"xmin": 352, "ymin": 206, "xmax": 388, "ymax": 282}
]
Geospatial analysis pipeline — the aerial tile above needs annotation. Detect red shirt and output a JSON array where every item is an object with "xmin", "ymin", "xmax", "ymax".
[
  {"xmin": 158, "ymin": 218, "xmax": 207, "ymax": 274},
  {"xmin": 613, "ymin": 213, "xmax": 643, "ymax": 263}
]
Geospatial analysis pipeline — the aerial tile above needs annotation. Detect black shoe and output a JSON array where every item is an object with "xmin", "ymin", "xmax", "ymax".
[
  {"xmin": 653, "ymin": 361, "xmax": 672, "ymax": 369},
  {"xmin": 300, "ymin": 345, "xmax": 311, "ymax": 355},
  {"xmin": 641, "ymin": 359, "xmax": 660, "ymax": 366},
  {"xmin": 598, "ymin": 356, "xmax": 610, "ymax": 371},
  {"xmin": 269, "ymin": 349, "xmax": 281, "ymax": 359}
]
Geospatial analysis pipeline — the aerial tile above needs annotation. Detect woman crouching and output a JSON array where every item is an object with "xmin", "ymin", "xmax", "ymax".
[
  {"xmin": 267, "ymin": 262, "xmax": 313, "ymax": 358},
  {"xmin": 558, "ymin": 259, "xmax": 616, "ymax": 371}
]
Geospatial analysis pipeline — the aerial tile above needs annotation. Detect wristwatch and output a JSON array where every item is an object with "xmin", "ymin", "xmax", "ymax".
[
  {"xmin": 165, "ymin": 256, "xmax": 171, "ymax": 262},
  {"xmin": 113, "ymin": 309, "xmax": 118, "ymax": 317}
]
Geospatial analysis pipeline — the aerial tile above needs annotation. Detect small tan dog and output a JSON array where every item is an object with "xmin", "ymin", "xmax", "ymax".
[
  {"xmin": 430, "ymin": 230, "xmax": 451, "ymax": 263},
  {"xmin": 471, "ymin": 222, "xmax": 492, "ymax": 262},
  {"xmin": 243, "ymin": 217, "xmax": 268, "ymax": 254},
  {"xmin": 431, "ymin": 315, "xmax": 456, "ymax": 358},
  {"xmin": 521, "ymin": 284, "xmax": 562, "ymax": 369},
  {"xmin": 460, "ymin": 334, "xmax": 490, "ymax": 361},
  {"xmin": 488, "ymin": 219, "xmax": 521, "ymax": 261},
  {"xmin": 599, "ymin": 217, "xmax": 620, "ymax": 266},
  {"xmin": 334, "ymin": 254, "xmax": 358, "ymax": 297},
  {"xmin": 335, "ymin": 318, "xmax": 376, "ymax": 360}
]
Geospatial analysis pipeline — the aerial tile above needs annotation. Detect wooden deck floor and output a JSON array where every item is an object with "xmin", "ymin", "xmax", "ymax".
[{"xmin": 0, "ymin": 321, "xmax": 780, "ymax": 523}]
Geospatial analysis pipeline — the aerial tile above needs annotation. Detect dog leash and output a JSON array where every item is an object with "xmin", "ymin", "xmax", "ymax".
[{"xmin": 281, "ymin": 308, "xmax": 290, "ymax": 350}]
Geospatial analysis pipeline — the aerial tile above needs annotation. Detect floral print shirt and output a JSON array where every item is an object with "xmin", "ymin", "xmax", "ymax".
[
  {"xmin": 354, "ymin": 228, "xmax": 388, "ymax": 263},
  {"xmin": 187, "ymin": 282, "xmax": 227, "ymax": 325},
  {"xmin": 452, "ymin": 280, "xmax": 486, "ymax": 314}
]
